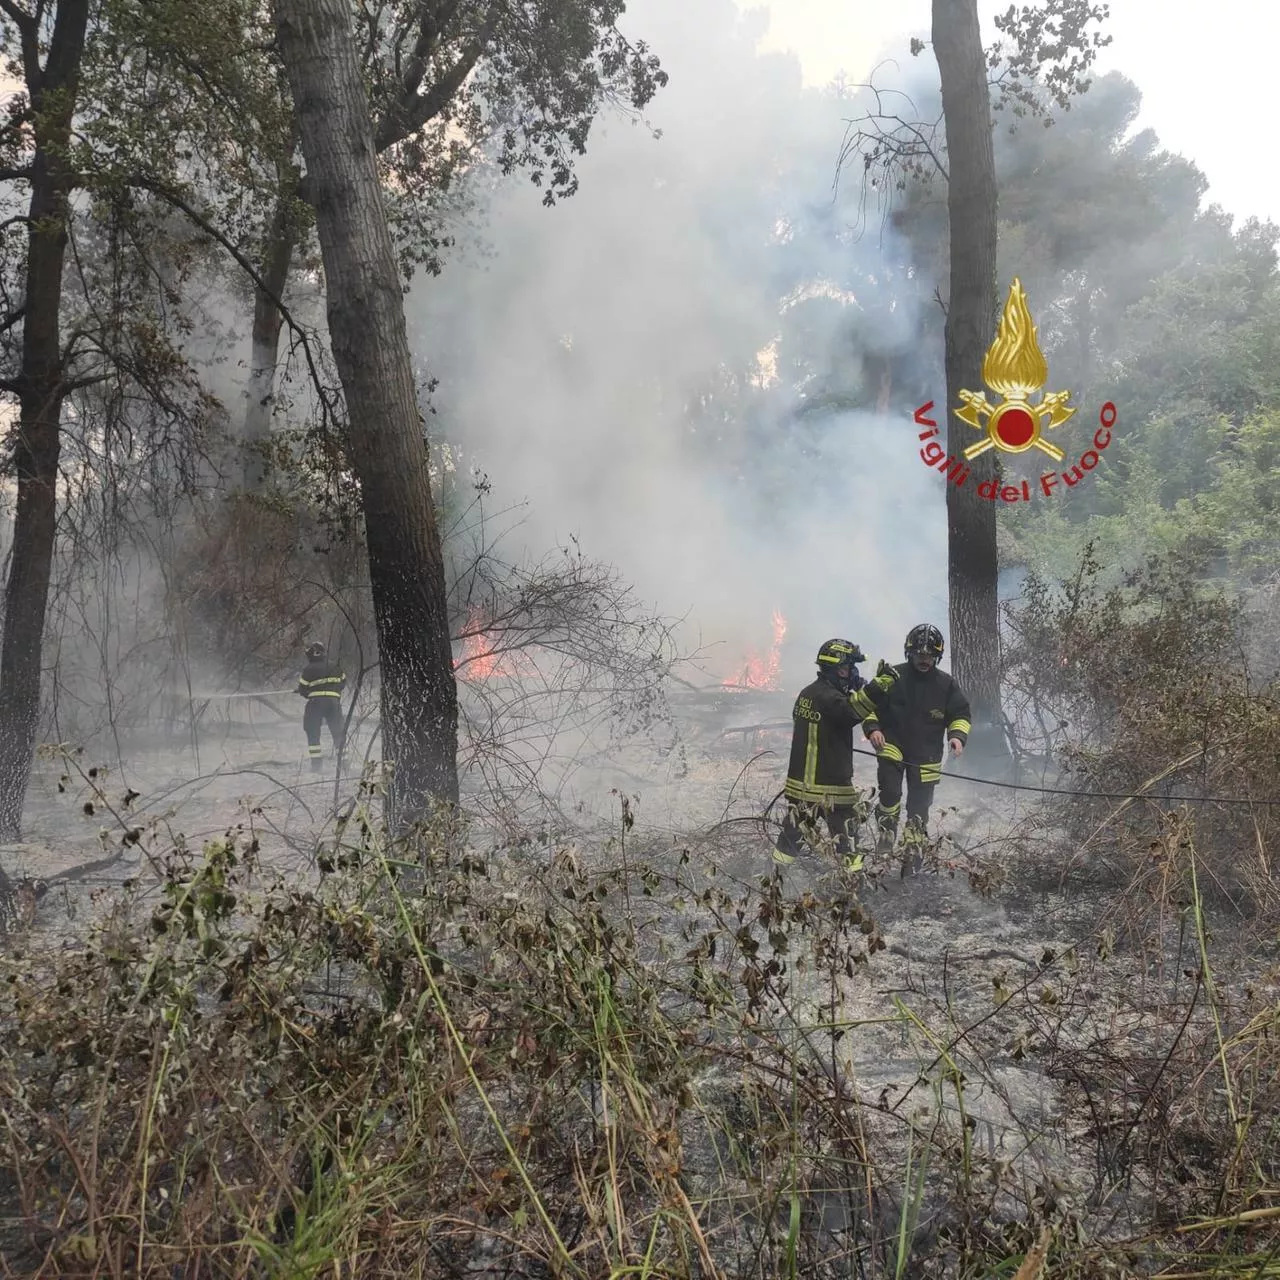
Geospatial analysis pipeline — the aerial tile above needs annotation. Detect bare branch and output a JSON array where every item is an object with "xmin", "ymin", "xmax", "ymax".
[
  {"xmin": 834, "ymin": 73, "xmax": 949, "ymax": 200},
  {"xmin": 60, "ymin": 372, "xmax": 108, "ymax": 394},
  {"xmin": 125, "ymin": 174, "xmax": 340, "ymax": 431}
]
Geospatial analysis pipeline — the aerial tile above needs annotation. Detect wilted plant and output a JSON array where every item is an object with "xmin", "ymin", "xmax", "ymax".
[{"xmin": 1001, "ymin": 545, "xmax": 1280, "ymax": 918}]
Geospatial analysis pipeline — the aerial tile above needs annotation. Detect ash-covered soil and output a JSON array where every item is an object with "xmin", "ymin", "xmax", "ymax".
[
  {"xmin": 4, "ymin": 691, "xmax": 1125, "ymax": 1005},
  {"xmin": 6, "ymin": 693, "xmax": 1264, "ymax": 1234}
]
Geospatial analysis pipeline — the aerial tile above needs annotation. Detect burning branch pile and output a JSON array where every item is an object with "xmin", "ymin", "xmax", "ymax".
[
  {"xmin": 448, "ymin": 541, "xmax": 684, "ymax": 824},
  {"xmin": 722, "ymin": 608, "xmax": 787, "ymax": 691},
  {"xmin": 454, "ymin": 605, "xmax": 534, "ymax": 681}
]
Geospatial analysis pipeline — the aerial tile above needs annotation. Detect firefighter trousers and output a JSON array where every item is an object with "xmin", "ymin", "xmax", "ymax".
[
  {"xmin": 303, "ymin": 698, "xmax": 345, "ymax": 765},
  {"xmin": 775, "ymin": 800, "xmax": 862, "ymax": 862},
  {"xmin": 874, "ymin": 757, "xmax": 937, "ymax": 839}
]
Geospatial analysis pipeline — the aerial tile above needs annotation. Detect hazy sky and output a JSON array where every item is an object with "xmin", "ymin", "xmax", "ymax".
[{"xmin": 734, "ymin": 0, "xmax": 1278, "ymax": 226}]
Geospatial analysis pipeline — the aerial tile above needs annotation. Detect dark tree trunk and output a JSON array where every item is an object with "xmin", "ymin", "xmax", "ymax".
[
  {"xmin": 933, "ymin": 0, "xmax": 1006, "ymax": 754},
  {"xmin": 0, "ymin": 0, "xmax": 92, "ymax": 842},
  {"xmin": 242, "ymin": 162, "xmax": 301, "ymax": 490},
  {"xmin": 273, "ymin": 0, "xmax": 459, "ymax": 826}
]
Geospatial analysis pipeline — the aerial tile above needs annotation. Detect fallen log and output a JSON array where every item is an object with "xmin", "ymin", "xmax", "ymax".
[{"xmin": 716, "ymin": 720, "xmax": 792, "ymax": 739}]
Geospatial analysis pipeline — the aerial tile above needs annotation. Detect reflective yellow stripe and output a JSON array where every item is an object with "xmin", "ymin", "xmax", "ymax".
[
  {"xmin": 919, "ymin": 764, "xmax": 942, "ymax": 783},
  {"xmin": 804, "ymin": 721, "xmax": 818, "ymax": 788},
  {"xmin": 948, "ymin": 719, "xmax": 971, "ymax": 735},
  {"xmin": 307, "ymin": 745, "xmax": 323, "ymax": 756},
  {"xmin": 877, "ymin": 742, "xmax": 903, "ymax": 762},
  {"xmin": 784, "ymin": 779, "xmax": 860, "ymax": 804},
  {"xmin": 304, "ymin": 690, "xmax": 342, "ymax": 698},
  {"xmin": 876, "ymin": 801, "xmax": 901, "ymax": 817},
  {"xmin": 850, "ymin": 691, "xmax": 876, "ymax": 718}
]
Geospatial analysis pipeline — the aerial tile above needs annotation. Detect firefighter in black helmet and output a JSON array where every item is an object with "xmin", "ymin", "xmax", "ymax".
[
  {"xmin": 297, "ymin": 641, "xmax": 347, "ymax": 772},
  {"xmin": 774, "ymin": 638, "xmax": 871, "ymax": 870},
  {"xmin": 851, "ymin": 623, "xmax": 970, "ymax": 860}
]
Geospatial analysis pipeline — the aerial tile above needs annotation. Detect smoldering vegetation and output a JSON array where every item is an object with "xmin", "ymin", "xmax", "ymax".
[
  {"xmin": 1, "ymin": 0, "xmax": 1278, "ymax": 1275},
  {"xmin": 3, "ymin": 564, "xmax": 1278, "ymax": 1278}
]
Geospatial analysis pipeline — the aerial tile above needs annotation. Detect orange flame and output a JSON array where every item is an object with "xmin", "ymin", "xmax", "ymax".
[
  {"xmin": 724, "ymin": 609, "xmax": 787, "ymax": 691},
  {"xmin": 455, "ymin": 607, "xmax": 519, "ymax": 680}
]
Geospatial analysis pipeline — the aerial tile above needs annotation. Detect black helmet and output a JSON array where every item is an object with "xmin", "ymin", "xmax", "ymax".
[
  {"xmin": 816, "ymin": 638, "xmax": 866, "ymax": 692},
  {"xmin": 305, "ymin": 641, "xmax": 326, "ymax": 660},
  {"xmin": 905, "ymin": 624, "xmax": 944, "ymax": 664}
]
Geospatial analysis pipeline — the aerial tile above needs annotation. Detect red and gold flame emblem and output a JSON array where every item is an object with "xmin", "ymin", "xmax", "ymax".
[{"xmin": 955, "ymin": 278, "xmax": 1075, "ymax": 461}]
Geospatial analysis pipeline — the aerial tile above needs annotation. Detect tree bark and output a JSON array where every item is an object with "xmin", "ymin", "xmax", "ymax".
[
  {"xmin": 933, "ymin": 0, "xmax": 1007, "ymax": 755},
  {"xmin": 0, "ymin": 0, "xmax": 92, "ymax": 842},
  {"xmin": 238, "ymin": 18, "xmax": 483, "ymax": 490},
  {"xmin": 273, "ymin": 0, "xmax": 459, "ymax": 825},
  {"xmin": 241, "ymin": 156, "xmax": 301, "ymax": 490}
]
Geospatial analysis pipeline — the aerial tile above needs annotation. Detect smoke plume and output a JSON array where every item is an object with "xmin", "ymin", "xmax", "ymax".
[{"xmin": 407, "ymin": 0, "xmax": 950, "ymax": 686}]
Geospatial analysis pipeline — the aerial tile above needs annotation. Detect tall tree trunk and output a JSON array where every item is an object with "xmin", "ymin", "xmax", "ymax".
[
  {"xmin": 242, "ymin": 154, "xmax": 301, "ymax": 490},
  {"xmin": 273, "ymin": 0, "xmax": 459, "ymax": 826},
  {"xmin": 933, "ymin": 0, "xmax": 1006, "ymax": 755},
  {"xmin": 0, "ymin": 0, "xmax": 92, "ymax": 843}
]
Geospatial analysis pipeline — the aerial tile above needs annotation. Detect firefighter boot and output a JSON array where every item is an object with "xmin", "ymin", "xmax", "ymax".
[{"xmin": 773, "ymin": 803, "xmax": 812, "ymax": 867}]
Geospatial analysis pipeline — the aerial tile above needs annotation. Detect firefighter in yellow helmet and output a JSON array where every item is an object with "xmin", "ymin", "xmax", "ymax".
[
  {"xmin": 773, "ymin": 638, "xmax": 871, "ymax": 871},
  {"xmin": 297, "ymin": 640, "xmax": 347, "ymax": 772},
  {"xmin": 851, "ymin": 623, "xmax": 970, "ymax": 865}
]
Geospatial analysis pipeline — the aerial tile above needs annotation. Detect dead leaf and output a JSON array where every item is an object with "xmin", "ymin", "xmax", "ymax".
[{"xmin": 1013, "ymin": 1225, "xmax": 1052, "ymax": 1280}]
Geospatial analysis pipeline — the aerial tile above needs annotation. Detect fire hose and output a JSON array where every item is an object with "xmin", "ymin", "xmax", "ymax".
[{"xmin": 741, "ymin": 736, "xmax": 1277, "ymax": 809}]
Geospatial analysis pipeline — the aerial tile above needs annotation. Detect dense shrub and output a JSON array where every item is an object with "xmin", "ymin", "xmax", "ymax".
[
  {"xmin": 1002, "ymin": 546, "xmax": 1280, "ymax": 915},
  {"xmin": 4, "ymin": 764, "xmax": 1280, "ymax": 1276}
]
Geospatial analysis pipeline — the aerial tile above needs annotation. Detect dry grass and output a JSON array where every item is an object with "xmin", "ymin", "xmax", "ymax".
[
  {"xmin": 2, "ymin": 550, "xmax": 1278, "ymax": 1277},
  {"xmin": 1002, "ymin": 547, "xmax": 1280, "ymax": 921},
  {"xmin": 1, "ymin": 767, "xmax": 1278, "ymax": 1277}
]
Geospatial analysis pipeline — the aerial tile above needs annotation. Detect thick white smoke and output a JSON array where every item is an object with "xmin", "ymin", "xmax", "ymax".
[{"xmin": 406, "ymin": 0, "xmax": 950, "ymax": 688}]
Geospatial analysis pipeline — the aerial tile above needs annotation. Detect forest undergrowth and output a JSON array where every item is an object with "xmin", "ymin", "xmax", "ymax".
[{"xmin": 0, "ymin": 557, "xmax": 1277, "ymax": 1278}]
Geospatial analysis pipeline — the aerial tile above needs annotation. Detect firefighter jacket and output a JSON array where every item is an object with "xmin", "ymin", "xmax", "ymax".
[
  {"xmin": 297, "ymin": 657, "xmax": 347, "ymax": 701},
  {"xmin": 851, "ymin": 661, "xmax": 970, "ymax": 783},
  {"xmin": 784, "ymin": 675, "xmax": 867, "ymax": 806}
]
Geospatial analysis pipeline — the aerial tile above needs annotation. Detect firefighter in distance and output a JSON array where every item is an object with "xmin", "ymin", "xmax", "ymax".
[
  {"xmin": 774, "ymin": 638, "xmax": 871, "ymax": 870},
  {"xmin": 851, "ymin": 623, "xmax": 970, "ymax": 856},
  {"xmin": 297, "ymin": 640, "xmax": 347, "ymax": 772}
]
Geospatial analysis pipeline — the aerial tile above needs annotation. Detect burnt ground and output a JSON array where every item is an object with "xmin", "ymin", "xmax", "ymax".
[{"xmin": 4, "ymin": 687, "xmax": 1275, "ymax": 1258}]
